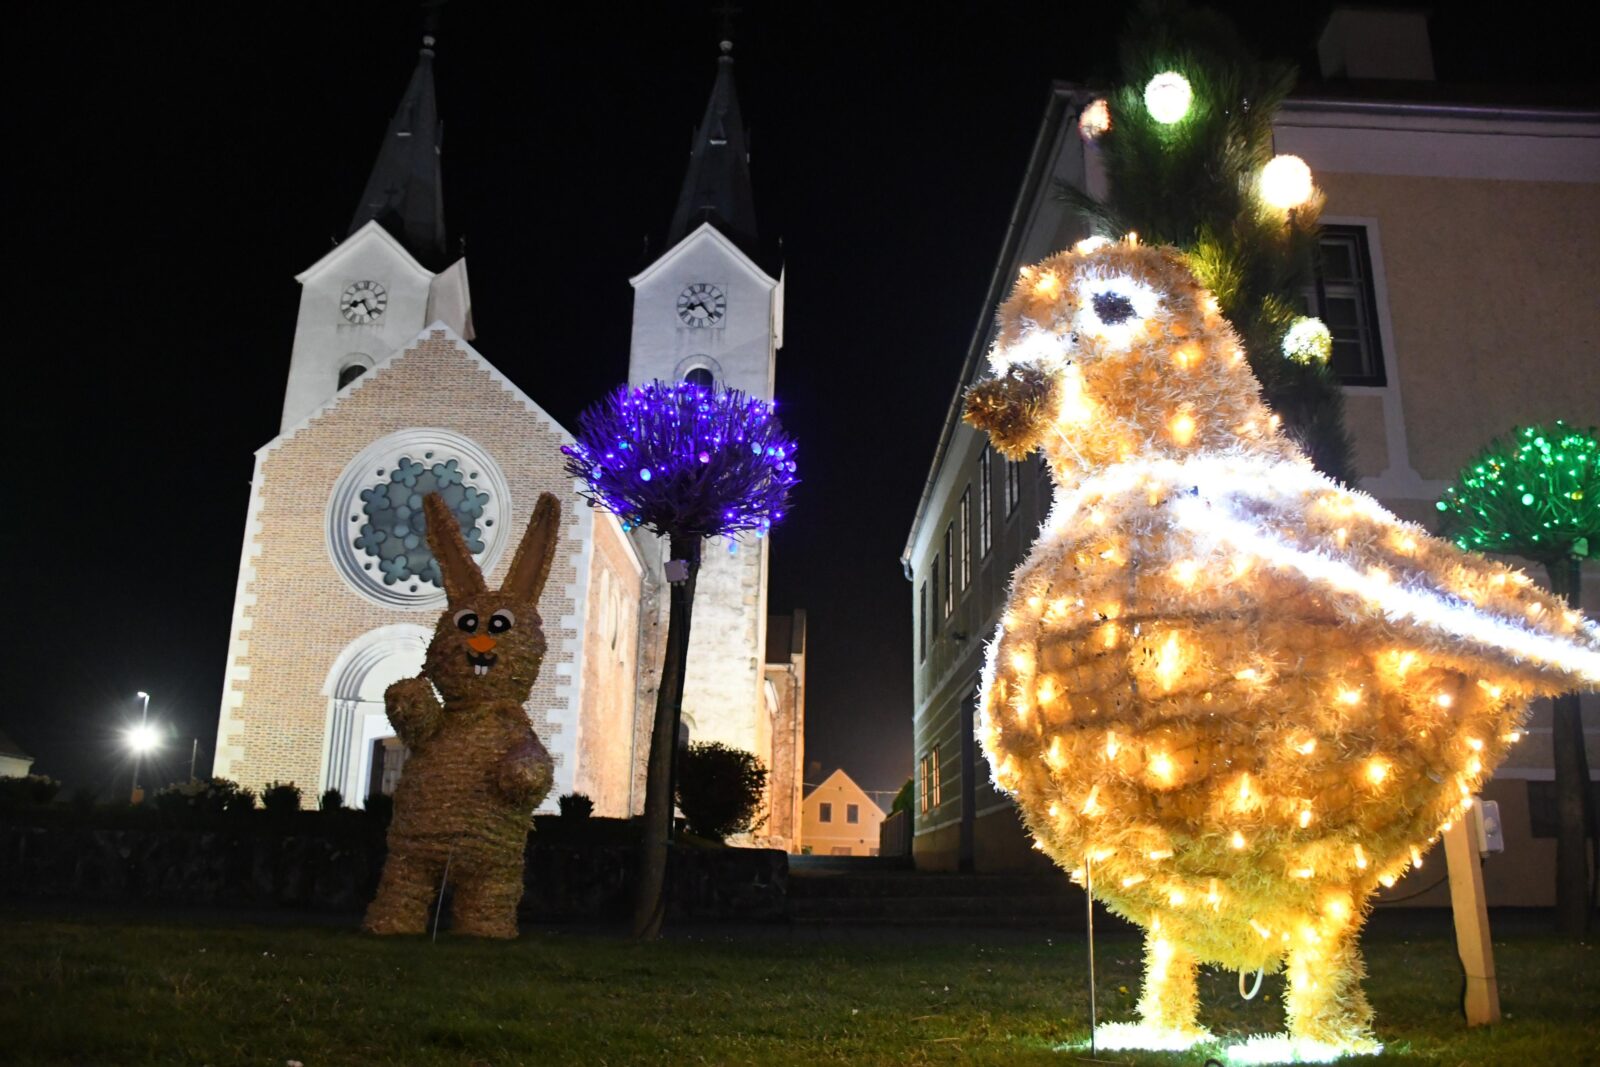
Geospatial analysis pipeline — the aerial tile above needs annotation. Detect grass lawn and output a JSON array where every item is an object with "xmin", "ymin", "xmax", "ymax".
[{"xmin": 2, "ymin": 911, "xmax": 1595, "ymax": 1066}]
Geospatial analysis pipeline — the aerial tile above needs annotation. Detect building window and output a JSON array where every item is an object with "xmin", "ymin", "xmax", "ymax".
[
  {"xmin": 942, "ymin": 525, "xmax": 954, "ymax": 616},
  {"xmin": 684, "ymin": 366, "xmax": 715, "ymax": 390},
  {"xmin": 847, "ymin": 803, "xmax": 859, "ymax": 824},
  {"xmin": 1309, "ymin": 225, "xmax": 1386, "ymax": 386},
  {"xmin": 919, "ymin": 581, "xmax": 930, "ymax": 659},
  {"xmin": 958, "ymin": 487, "xmax": 972, "ymax": 593},
  {"xmin": 930, "ymin": 747, "xmax": 942, "ymax": 807},
  {"xmin": 931, "ymin": 558, "xmax": 941, "ymax": 626},
  {"xmin": 819, "ymin": 802, "xmax": 832, "ymax": 823},
  {"xmin": 978, "ymin": 445, "xmax": 993, "ymax": 558},
  {"xmin": 338, "ymin": 363, "xmax": 368, "ymax": 389},
  {"xmin": 918, "ymin": 757, "xmax": 929, "ymax": 815},
  {"xmin": 1005, "ymin": 459, "xmax": 1021, "ymax": 516}
]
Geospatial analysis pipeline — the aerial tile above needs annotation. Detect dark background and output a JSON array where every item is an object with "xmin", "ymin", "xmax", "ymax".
[{"xmin": 4, "ymin": 1, "xmax": 1590, "ymax": 804}]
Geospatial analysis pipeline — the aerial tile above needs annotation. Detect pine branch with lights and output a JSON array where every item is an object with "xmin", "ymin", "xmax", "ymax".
[
  {"xmin": 964, "ymin": 240, "xmax": 1600, "ymax": 1058},
  {"xmin": 562, "ymin": 381, "xmax": 798, "ymax": 941},
  {"xmin": 1062, "ymin": 1, "xmax": 1355, "ymax": 482}
]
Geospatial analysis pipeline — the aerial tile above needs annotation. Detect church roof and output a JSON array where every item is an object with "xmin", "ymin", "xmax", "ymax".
[
  {"xmin": 348, "ymin": 34, "xmax": 448, "ymax": 271},
  {"xmin": 666, "ymin": 42, "xmax": 763, "ymax": 263}
]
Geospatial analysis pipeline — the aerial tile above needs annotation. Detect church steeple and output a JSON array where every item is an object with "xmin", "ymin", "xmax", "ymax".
[
  {"xmin": 349, "ymin": 32, "xmax": 448, "ymax": 270},
  {"xmin": 666, "ymin": 39, "xmax": 758, "ymax": 255}
]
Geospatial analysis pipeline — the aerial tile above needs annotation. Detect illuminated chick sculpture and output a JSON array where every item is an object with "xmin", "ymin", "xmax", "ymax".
[{"xmin": 963, "ymin": 241, "xmax": 1600, "ymax": 1057}]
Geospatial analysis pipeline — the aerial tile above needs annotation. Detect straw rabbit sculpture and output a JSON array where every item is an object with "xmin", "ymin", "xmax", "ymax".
[
  {"xmin": 963, "ymin": 241, "xmax": 1600, "ymax": 1054},
  {"xmin": 363, "ymin": 491, "xmax": 561, "ymax": 939}
]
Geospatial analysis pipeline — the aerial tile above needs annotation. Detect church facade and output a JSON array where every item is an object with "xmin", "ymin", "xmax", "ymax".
[{"xmin": 212, "ymin": 33, "xmax": 803, "ymax": 845}]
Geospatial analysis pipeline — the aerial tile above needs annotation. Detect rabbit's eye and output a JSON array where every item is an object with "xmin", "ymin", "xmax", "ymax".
[
  {"xmin": 453, "ymin": 610, "xmax": 479, "ymax": 633},
  {"xmin": 489, "ymin": 609, "xmax": 515, "ymax": 634}
]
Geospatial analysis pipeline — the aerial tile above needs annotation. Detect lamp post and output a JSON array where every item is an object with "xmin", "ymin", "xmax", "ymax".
[{"xmin": 128, "ymin": 691, "xmax": 155, "ymax": 803}]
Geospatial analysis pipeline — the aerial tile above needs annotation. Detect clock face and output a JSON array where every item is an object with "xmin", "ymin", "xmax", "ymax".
[
  {"xmin": 340, "ymin": 280, "xmax": 388, "ymax": 324},
  {"xmin": 676, "ymin": 283, "xmax": 726, "ymax": 328}
]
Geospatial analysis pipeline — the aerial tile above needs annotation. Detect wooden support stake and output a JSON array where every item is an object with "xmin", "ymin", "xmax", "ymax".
[{"xmin": 1442, "ymin": 803, "xmax": 1500, "ymax": 1026}]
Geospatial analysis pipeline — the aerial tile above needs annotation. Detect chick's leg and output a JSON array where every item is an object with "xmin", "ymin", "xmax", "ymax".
[
  {"xmin": 1284, "ymin": 924, "xmax": 1378, "ymax": 1052},
  {"xmin": 1135, "ymin": 929, "xmax": 1204, "ymax": 1039}
]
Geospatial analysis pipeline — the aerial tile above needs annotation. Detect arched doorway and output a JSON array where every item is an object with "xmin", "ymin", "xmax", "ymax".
[{"xmin": 321, "ymin": 624, "xmax": 431, "ymax": 806}]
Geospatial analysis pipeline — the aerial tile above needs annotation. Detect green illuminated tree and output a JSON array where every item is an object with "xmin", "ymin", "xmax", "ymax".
[
  {"xmin": 1438, "ymin": 420, "xmax": 1600, "ymax": 935},
  {"xmin": 1059, "ymin": 0, "xmax": 1355, "ymax": 482}
]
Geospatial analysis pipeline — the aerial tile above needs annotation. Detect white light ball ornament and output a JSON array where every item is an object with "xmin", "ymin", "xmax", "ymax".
[
  {"xmin": 1260, "ymin": 154, "xmax": 1315, "ymax": 210},
  {"xmin": 1079, "ymin": 98, "xmax": 1112, "ymax": 140},
  {"xmin": 1282, "ymin": 316, "xmax": 1333, "ymax": 365},
  {"xmin": 1143, "ymin": 72, "xmax": 1192, "ymax": 124}
]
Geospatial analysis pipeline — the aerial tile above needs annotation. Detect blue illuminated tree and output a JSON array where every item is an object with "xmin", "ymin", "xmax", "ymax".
[{"xmin": 563, "ymin": 380, "xmax": 798, "ymax": 940}]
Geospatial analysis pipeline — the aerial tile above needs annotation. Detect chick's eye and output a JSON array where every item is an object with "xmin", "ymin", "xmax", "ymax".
[
  {"xmin": 453, "ymin": 610, "xmax": 478, "ymax": 633},
  {"xmin": 488, "ymin": 609, "xmax": 515, "ymax": 634},
  {"xmin": 1091, "ymin": 290, "xmax": 1138, "ymax": 326}
]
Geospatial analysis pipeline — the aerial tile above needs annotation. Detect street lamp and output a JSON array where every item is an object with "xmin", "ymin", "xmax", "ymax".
[{"xmin": 130, "ymin": 691, "xmax": 152, "ymax": 803}]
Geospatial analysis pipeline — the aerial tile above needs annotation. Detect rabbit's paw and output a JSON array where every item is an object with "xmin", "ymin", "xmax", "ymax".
[
  {"xmin": 385, "ymin": 676, "xmax": 443, "ymax": 744},
  {"xmin": 498, "ymin": 736, "xmax": 554, "ymax": 807}
]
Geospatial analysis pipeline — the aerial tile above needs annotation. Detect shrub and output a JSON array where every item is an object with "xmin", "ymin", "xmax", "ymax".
[
  {"xmin": 225, "ymin": 787, "xmax": 257, "ymax": 816},
  {"xmin": 261, "ymin": 781, "xmax": 302, "ymax": 815},
  {"xmin": 891, "ymin": 777, "xmax": 913, "ymax": 816},
  {"xmin": 364, "ymin": 792, "xmax": 394, "ymax": 827},
  {"xmin": 558, "ymin": 792, "xmax": 594, "ymax": 820},
  {"xmin": 319, "ymin": 788, "xmax": 344, "ymax": 812},
  {"xmin": 0, "ymin": 774, "xmax": 61, "ymax": 812},
  {"xmin": 152, "ymin": 777, "xmax": 244, "ymax": 819},
  {"xmin": 676, "ymin": 743, "xmax": 767, "ymax": 842}
]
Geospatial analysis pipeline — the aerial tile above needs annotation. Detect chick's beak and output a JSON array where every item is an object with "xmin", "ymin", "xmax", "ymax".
[{"xmin": 963, "ymin": 365, "xmax": 1059, "ymax": 460}]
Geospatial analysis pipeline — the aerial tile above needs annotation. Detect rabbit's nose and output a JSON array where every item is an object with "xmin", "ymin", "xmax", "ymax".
[{"xmin": 467, "ymin": 635, "xmax": 497, "ymax": 654}]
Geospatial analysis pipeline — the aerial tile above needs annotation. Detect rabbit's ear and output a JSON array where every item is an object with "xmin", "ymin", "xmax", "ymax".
[
  {"xmin": 422, "ymin": 493, "xmax": 487, "ymax": 605},
  {"xmin": 501, "ymin": 493, "xmax": 561, "ymax": 605}
]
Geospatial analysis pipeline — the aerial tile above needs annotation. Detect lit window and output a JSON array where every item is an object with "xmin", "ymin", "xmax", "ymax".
[
  {"xmin": 1005, "ymin": 459, "xmax": 1021, "ymax": 516},
  {"xmin": 959, "ymin": 487, "xmax": 971, "ymax": 592},
  {"xmin": 918, "ymin": 757, "xmax": 929, "ymax": 814},
  {"xmin": 978, "ymin": 445, "xmax": 993, "ymax": 558},
  {"xmin": 942, "ymin": 525, "xmax": 954, "ymax": 616},
  {"xmin": 918, "ymin": 581, "xmax": 928, "ymax": 663},
  {"xmin": 930, "ymin": 747, "xmax": 942, "ymax": 807},
  {"xmin": 847, "ymin": 804, "xmax": 859, "ymax": 824},
  {"xmin": 1308, "ymin": 225, "xmax": 1386, "ymax": 386},
  {"xmin": 819, "ymin": 802, "xmax": 832, "ymax": 823}
]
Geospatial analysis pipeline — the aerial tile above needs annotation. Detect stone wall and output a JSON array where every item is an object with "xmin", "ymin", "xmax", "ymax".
[{"xmin": 0, "ymin": 820, "xmax": 788, "ymax": 924}]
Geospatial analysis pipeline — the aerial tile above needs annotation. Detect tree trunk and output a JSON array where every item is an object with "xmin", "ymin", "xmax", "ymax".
[
  {"xmin": 632, "ymin": 534, "xmax": 701, "ymax": 941},
  {"xmin": 1547, "ymin": 555, "xmax": 1593, "ymax": 937}
]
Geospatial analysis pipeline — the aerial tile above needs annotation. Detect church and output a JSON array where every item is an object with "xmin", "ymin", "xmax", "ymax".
[{"xmin": 211, "ymin": 31, "xmax": 805, "ymax": 849}]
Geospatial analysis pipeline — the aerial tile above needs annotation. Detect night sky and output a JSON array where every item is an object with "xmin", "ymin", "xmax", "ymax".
[{"xmin": 6, "ymin": 1, "xmax": 1589, "ymax": 804}]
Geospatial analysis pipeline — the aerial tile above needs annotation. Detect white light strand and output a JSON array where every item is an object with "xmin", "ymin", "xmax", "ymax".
[{"xmin": 1037, "ymin": 455, "xmax": 1600, "ymax": 684}]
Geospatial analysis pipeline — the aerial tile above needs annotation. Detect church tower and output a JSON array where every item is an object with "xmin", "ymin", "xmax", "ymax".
[
  {"xmin": 277, "ymin": 32, "xmax": 473, "ymax": 434},
  {"xmin": 627, "ymin": 39, "xmax": 786, "ymax": 787}
]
